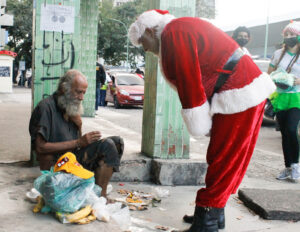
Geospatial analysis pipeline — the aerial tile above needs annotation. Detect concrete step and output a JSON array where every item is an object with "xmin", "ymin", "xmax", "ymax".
[
  {"xmin": 238, "ymin": 188, "xmax": 300, "ymax": 221},
  {"xmin": 112, "ymin": 156, "xmax": 207, "ymax": 186}
]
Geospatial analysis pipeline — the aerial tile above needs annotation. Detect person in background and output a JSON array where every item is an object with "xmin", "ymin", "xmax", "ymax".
[
  {"xmin": 232, "ymin": 26, "xmax": 251, "ymax": 56},
  {"xmin": 29, "ymin": 69, "xmax": 124, "ymax": 198},
  {"xmin": 12, "ymin": 62, "xmax": 18, "ymax": 84},
  {"xmin": 95, "ymin": 63, "xmax": 103, "ymax": 111},
  {"xmin": 129, "ymin": 10, "xmax": 275, "ymax": 232},
  {"xmin": 268, "ymin": 21, "xmax": 300, "ymax": 182},
  {"xmin": 135, "ymin": 68, "xmax": 144, "ymax": 79},
  {"xmin": 99, "ymin": 64, "xmax": 107, "ymax": 107},
  {"xmin": 18, "ymin": 70, "xmax": 26, "ymax": 87}
]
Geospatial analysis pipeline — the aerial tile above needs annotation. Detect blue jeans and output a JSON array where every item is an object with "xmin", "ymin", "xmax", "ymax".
[
  {"xmin": 95, "ymin": 88, "xmax": 100, "ymax": 110},
  {"xmin": 100, "ymin": 89, "xmax": 106, "ymax": 106}
]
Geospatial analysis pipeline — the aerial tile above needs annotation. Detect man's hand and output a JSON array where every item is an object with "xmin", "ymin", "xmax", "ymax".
[
  {"xmin": 294, "ymin": 77, "xmax": 300, "ymax": 86},
  {"xmin": 78, "ymin": 131, "xmax": 102, "ymax": 148}
]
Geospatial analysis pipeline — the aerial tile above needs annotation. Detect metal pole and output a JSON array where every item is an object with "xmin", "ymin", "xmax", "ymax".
[
  {"xmin": 263, "ymin": 0, "xmax": 270, "ymax": 59},
  {"xmin": 126, "ymin": 36, "xmax": 129, "ymax": 71},
  {"xmin": 108, "ymin": 18, "xmax": 129, "ymax": 70}
]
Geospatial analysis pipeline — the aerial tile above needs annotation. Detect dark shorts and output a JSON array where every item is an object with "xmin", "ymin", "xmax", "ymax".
[{"xmin": 75, "ymin": 136, "xmax": 124, "ymax": 172}]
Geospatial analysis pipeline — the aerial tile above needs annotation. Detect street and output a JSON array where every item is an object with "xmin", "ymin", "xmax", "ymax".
[{"xmin": 95, "ymin": 102, "xmax": 284, "ymax": 183}]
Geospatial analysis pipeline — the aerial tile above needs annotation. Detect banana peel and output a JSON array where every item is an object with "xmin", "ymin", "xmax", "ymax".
[
  {"xmin": 74, "ymin": 213, "xmax": 97, "ymax": 225},
  {"xmin": 66, "ymin": 205, "xmax": 92, "ymax": 223},
  {"xmin": 33, "ymin": 196, "xmax": 44, "ymax": 213}
]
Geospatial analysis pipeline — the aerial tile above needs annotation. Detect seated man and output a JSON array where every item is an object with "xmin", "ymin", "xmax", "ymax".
[{"xmin": 29, "ymin": 69, "xmax": 124, "ymax": 198}]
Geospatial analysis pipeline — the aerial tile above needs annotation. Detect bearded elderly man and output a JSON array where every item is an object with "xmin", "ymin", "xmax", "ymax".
[
  {"xmin": 29, "ymin": 69, "xmax": 124, "ymax": 198},
  {"xmin": 129, "ymin": 10, "xmax": 276, "ymax": 232}
]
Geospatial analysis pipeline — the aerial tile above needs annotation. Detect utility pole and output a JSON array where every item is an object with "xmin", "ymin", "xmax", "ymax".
[
  {"xmin": 263, "ymin": 0, "xmax": 270, "ymax": 59},
  {"xmin": 108, "ymin": 18, "xmax": 129, "ymax": 70}
]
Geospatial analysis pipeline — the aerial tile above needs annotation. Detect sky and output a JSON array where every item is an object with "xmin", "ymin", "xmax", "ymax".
[{"xmin": 213, "ymin": 0, "xmax": 300, "ymax": 31}]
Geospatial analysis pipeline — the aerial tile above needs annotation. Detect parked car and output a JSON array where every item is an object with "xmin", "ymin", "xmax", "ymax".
[{"xmin": 105, "ymin": 72, "xmax": 144, "ymax": 108}]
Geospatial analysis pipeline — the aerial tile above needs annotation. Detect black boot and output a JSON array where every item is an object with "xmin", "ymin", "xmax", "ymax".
[
  {"xmin": 183, "ymin": 208, "xmax": 225, "ymax": 229},
  {"xmin": 179, "ymin": 206, "xmax": 222, "ymax": 232}
]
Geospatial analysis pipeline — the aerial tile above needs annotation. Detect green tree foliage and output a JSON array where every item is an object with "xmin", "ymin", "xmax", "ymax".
[
  {"xmin": 6, "ymin": 0, "xmax": 33, "ymax": 69},
  {"xmin": 98, "ymin": 0, "xmax": 147, "ymax": 68}
]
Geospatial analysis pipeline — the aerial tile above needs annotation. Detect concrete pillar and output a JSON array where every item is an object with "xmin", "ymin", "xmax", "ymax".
[
  {"xmin": 32, "ymin": 0, "xmax": 98, "ymax": 115},
  {"xmin": 141, "ymin": 0, "xmax": 196, "ymax": 159}
]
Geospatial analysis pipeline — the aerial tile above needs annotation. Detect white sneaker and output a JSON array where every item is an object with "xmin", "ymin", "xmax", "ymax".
[
  {"xmin": 277, "ymin": 168, "xmax": 291, "ymax": 180},
  {"xmin": 291, "ymin": 163, "xmax": 300, "ymax": 181}
]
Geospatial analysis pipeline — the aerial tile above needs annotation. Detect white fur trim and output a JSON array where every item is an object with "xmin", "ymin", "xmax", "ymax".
[
  {"xmin": 210, "ymin": 72, "xmax": 276, "ymax": 115},
  {"xmin": 181, "ymin": 101, "xmax": 212, "ymax": 137},
  {"xmin": 128, "ymin": 10, "xmax": 175, "ymax": 46}
]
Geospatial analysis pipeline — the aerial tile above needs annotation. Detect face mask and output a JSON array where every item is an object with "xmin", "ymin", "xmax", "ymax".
[
  {"xmin": 236, "ymin": 38, "xmax": 248, "ymax": 47},
  {"xmin": 284, "ymin": 37, "xmax": 298, "ymax": 48}
]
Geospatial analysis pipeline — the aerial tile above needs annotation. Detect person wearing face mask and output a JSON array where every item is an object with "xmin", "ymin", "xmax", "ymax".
[
  {"xmin": 232, "ymin": 26, "xmax": 251, "ymax": 56},
  {"xmin": 267, "ymin": 21, "xmax": 300, "ymax": 182}
]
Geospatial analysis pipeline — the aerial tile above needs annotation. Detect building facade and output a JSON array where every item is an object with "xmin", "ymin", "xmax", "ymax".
[{"xmin": 0, "ymin": 0, "xmax": 13, "ymax": 49}]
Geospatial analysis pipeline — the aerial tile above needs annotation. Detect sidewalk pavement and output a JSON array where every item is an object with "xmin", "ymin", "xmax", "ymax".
[{"xmin": 0, "ymin": 87, "xmax": 300, "ymax": 232}]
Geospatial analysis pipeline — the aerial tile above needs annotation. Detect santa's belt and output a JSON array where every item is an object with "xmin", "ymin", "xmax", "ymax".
[{"xmin": 212, "ymin": 48, "xmax": 244, "ymax": 97}]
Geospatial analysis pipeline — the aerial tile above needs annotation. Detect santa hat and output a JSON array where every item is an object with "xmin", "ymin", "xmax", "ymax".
[
  {"xmin": 128, "ymin": 9, "xmax": 176, "ymax": 46},
  {"xmin": 283, "ymin": 20, "xmax": 300, "ymax": 36}
]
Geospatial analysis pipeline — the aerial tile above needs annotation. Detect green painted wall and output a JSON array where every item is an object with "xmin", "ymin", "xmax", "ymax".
[
  {"xmin": 32, "ymin": 0, "xmax": 99, "ymax": 117},
  {"xmin": 142, "ymin": 0, "xmax": 196, "ymax": 159}
]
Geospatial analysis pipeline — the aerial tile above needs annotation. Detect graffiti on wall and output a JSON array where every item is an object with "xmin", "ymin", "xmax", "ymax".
[{"xmin": 41, "ymin": 30, "xmax": 75, "ymax": 79}]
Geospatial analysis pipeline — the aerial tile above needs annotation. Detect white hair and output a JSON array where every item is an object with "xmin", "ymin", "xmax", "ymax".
[{"xmin": 128, "ymin": 10, "xmax": 176, "ymax": 46}]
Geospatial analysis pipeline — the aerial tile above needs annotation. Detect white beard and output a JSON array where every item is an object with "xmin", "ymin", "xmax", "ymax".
[{"xmin": 57, "ymin": 93, "xmax": 84, "ymax": 116}]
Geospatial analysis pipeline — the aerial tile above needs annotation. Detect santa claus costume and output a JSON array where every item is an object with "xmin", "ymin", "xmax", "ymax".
[{"xmin": 129, "ymin": 10, "xmax": 276, "ymax": 232}]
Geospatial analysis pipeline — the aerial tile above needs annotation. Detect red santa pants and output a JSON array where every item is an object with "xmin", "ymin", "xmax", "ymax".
[{"xmin": 196, "ymin": 100, "xmax": 266, "ymax": 208}]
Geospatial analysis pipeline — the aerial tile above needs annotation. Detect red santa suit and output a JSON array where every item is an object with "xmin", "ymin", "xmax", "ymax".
[{"xmin": 130, "ymin": 12, "xmax": 276, "ymax": 208}]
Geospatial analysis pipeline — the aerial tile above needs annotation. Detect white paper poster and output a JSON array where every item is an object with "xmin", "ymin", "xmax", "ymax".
[{"xmin": 40, "ymin": 4, "xmax": 75, "ymax": 33}]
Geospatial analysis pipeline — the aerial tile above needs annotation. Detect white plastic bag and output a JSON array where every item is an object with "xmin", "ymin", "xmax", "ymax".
[
  {"xmin": 153, "ymin": 187, "xmax": 170, "ymax": 198},
  {"xmin": 111, "ymin": 206, "xmax": 131, "ymax": 231},
  {"xmin": 107, "ymin": 184, "xmax": 113, "ymax": 195},
  {"xmin": 92, "ymin": 197, "xmax": 110, "ymax": 222},
  {"xmin": 25, "ymin": 188, "xmax": 41, "ymax": 203}
]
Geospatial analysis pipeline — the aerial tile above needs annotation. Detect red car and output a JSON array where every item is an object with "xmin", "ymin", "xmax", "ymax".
[{"xmin": 105, "ymin": 72, "xmax": 144, "ymax": 108}]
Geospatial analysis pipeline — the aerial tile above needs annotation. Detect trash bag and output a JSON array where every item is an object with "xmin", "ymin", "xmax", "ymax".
[{"xmin": 34, "ymin": 169, "xmax": 101, "ymax": 213}]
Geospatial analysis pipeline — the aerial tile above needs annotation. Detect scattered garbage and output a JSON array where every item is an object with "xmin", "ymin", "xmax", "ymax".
[
  {"xmin": 110, "ymin": 205, "xmax": 131, "ymax": 231},
  {"xmin": 34, "ymin": 169, "xmax": 101, "ymax": 213},
  {"xmin": 91, "ymin": 196, "xmax": 131, "ymax": 230},
  {"xmin": 115, "ymin": 187, "xmax": 171, "ymax": 212},
  {"xmin": 155, "ymin": 225, "xmax": 169, "ymax": 231},
  {"xmin": 92, "ymin": 197, "xmax": 110, "ymax": 222},
  {"xmin": 30, "ymin": 167, "xmax": 101, "ymax": 225},
  {"xmin": 30, "ymin": 169, "xmax": 171, "ymax": 231},
  {"xmin": 107, "ymin": 184, "xmax": 113, "ymax": 195},
  {"xmin": 130, "ymin": 217, "xmax": 176, "ymax": 232},
  {"xmin": 153, "ymin": 187, "xmax": 170, "ymax": 198},
  {"xmin": 25, "ymin": 188, "xmax": 41, "ymax": 203},
  {"xmin": 32, "ymin": 196, "xmax": 44, "ymax": 213},
  {"xmin": 55, "ymin": 205, "xmax": 96, "ymax": 224}
]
